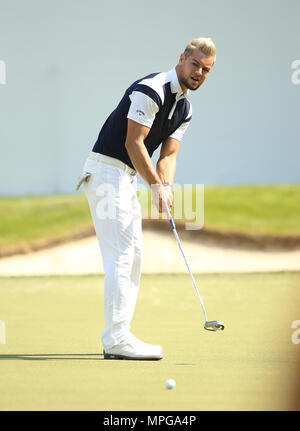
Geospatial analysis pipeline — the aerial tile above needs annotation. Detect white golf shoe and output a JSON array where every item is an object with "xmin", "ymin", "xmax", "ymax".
[{"xmin": 103, "ymin": 333, "xmax": 163, "ymax": 360}]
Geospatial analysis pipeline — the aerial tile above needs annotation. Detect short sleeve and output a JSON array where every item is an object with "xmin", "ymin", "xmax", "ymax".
[
  {"xmin": 169, "ymin": 120, "xmax": 191, "ymax": 142},
  {"xmin": 127, "ymin": 91, "xmax": 159, "ymax": 128},
  {"xmin": 169, "ymin": 103, "xmax": 192, "ymax": 142}
]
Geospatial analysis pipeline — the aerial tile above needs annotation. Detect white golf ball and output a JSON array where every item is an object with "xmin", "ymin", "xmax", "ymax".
[{"xmin": 165, "ymin": 379, "xmax": 176, "ymax": 389}]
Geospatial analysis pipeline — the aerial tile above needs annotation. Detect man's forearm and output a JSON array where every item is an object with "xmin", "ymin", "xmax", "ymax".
[
  {"xmin": 156, "ymin": 155, "xmax": 176, "ymax": 184},
  {"xmin": 125, "ymin": 139, "xmax": 162, "ymax": 186}
]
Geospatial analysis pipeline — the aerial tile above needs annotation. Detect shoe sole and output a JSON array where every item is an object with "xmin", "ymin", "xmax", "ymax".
[{"xmin": 103, "ymin": 351, "xmax": 162, "ymax": 361}]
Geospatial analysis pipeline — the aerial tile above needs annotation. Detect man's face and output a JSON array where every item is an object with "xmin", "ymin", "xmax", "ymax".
[{"xmin": 177, "ymin": 51, "xmax": 215, "ymax": 92}]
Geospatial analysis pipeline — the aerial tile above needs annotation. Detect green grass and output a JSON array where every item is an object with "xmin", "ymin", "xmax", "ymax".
[
  {"xmin": 0, "ymin": 272, "xmax": 299, "ymax": 411},
  {"xmin": 0, "ymin": 184, "xmax": 299, "ymax": 250},
  {"xmin": 203, "ymin": 184, "xmax": 300, "ymax": 235},
  {"xmin": 0, "ymin": 194, "xmax": 91, "ymax": 249},
  {"xmin": 140, "ymin": 184, "xmax": 300, "ymax": 235}
]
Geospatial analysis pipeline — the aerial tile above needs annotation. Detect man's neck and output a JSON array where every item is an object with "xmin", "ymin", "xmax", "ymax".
[{"xmin": 175, "ymin": 65, "xmax": 188, "ymax": 94}]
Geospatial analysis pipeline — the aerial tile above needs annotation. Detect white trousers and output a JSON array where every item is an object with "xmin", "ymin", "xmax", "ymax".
[{"xmin": 83, "ymin": 155, "xmax": 143, "ymax": 350}]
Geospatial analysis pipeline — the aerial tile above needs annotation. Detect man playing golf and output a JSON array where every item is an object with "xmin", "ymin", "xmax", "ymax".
[{"xmin": 77, "ymin": 37, "xmax": 216, "ymax": 360}]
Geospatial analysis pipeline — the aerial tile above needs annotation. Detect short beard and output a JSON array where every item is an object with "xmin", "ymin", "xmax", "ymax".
[{"xmin": 181, "ymin": 75, "xmax": 203, "ymax": 91}]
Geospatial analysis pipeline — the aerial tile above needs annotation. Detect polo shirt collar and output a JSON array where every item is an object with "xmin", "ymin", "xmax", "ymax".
[{"xmin": 168, "ymin": 67, "xmax": 189, "ymax": 98}]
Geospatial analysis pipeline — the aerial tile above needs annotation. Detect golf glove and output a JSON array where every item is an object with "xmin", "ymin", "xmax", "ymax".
[{"xmin": 151, "ymin": 183, "xmax": 173, "ymax": 215}]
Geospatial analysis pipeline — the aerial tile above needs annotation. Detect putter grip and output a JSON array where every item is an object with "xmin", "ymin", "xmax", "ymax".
[{"xmin": 169, "ymin": 216, "xmax": 175, "ymax": 230}]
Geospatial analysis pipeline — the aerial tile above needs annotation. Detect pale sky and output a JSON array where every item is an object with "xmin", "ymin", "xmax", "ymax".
[{"xmin": 0, "ymin": 0, "xmax": 299, "ymax": 195}]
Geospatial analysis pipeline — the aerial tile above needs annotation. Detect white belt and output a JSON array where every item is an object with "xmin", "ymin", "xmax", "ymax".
[{"xmin": 89, "ymin": 152, "xmax": 136, "ymax": 176}]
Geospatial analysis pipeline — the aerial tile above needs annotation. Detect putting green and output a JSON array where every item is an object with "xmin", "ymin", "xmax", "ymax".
[{"xmin": 0, "ymin": 272, "xmax": 299, "ymax": 411}]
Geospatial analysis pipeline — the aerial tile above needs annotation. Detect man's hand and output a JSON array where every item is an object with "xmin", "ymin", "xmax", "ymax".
[{"xmin": 151, "ymin": 183, "xmax": 173, "ymax": 215}]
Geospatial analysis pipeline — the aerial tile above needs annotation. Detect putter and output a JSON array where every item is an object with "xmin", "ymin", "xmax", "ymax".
[{"xmin": 169, "ymin": 214, "xmax": 224, "ymax": 332}]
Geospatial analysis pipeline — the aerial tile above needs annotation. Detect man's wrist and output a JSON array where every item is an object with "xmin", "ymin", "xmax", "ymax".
[{"xmin": 151, "ymin": 182, "xmax": 173, "ymax": 188}]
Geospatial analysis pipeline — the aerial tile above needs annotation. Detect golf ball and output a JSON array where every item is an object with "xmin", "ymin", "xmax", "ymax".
[{"xmin": 165, "ymin": 379, "xmax": 176, "ymax": 389}]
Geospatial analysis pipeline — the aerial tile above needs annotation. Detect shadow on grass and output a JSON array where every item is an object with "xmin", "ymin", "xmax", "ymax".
[
  {"xmin": 0, "ymin": 354, "xmax": 103, "ymax": 361},
  {"xmin": 0, "ymin": 354, "xmax": 197, "ymax": 364}
]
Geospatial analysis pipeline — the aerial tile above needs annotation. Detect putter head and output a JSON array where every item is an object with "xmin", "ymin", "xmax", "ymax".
[{"xmin": 204, "ymin": 320, "xmax": 225, "ymax": 331}]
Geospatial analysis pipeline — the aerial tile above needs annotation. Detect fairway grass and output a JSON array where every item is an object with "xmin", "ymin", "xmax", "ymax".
[
  {"xmin": 0, "ymin": 194, "xmax": 91, "ymax": 250},
  {"xmin": 0, "ymin": 272, "xmax": 299, "ymax": 411},
  {"xmin": 1, "ymin": 184, "xmax": 300, "ymax": 252}
]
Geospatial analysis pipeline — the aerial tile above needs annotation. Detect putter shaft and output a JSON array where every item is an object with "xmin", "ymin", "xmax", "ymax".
[
  {"xmin": 169, "ymin": 215, "xmax": 208, "ymax": 322},
  {"xmin": 169, "ymin": 214, "xmax": 224, "ymax": 331}
]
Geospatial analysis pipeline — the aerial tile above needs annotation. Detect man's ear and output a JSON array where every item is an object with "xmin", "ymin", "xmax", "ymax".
[{"xmin": 178, "ymin": 53, "xmax": 185, "ymax": 65}]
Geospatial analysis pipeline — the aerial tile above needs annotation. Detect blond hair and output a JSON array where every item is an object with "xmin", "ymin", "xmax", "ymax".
[{"xmin": 184, "ymin": 37, "xmax": 216, "ymax": 59}]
